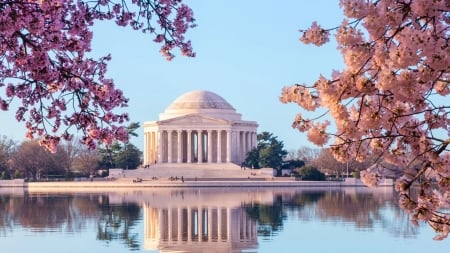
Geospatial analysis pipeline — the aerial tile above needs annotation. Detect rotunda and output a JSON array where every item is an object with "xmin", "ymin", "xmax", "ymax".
[{"xmin": 143, "ymin": 90, "xmax": 258, "ymax": 165}]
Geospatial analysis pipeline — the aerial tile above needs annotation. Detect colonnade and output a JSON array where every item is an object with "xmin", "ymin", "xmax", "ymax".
[
  {"xmin": 143, "ymin": 205, "xmax": 257, "ymax": 250},
  {"xmin": 144, "ymin": 129, "xmax": 257, "ymax": 165}
]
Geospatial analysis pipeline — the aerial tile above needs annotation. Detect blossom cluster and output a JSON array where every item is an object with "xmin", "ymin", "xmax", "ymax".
[
  {"xmin": 299, "ymin": 22, "xmax": 329, "ymax": 46},
  {"xmin": 281, "ymin": 0, "xmax": 450, "ymax": 239},
  {"xmin": 0, "ymin": 0, "xmax": 195, "ymax": 152}
]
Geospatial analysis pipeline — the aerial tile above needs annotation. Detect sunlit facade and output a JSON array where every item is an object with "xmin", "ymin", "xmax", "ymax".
[{"xmin": 143, "ymin": 90, "xmax": 258, "ymax": 165}]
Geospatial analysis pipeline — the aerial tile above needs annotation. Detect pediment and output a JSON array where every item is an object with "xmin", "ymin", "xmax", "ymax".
[{"xmin": 157, "ymin": 114, "xmax": 230, "ymax": 126}]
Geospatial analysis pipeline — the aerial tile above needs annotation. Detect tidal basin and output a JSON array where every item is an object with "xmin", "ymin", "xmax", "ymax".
[{"xmin": 1, "ymin": 187, "xmax": 449, "ymax": 253}]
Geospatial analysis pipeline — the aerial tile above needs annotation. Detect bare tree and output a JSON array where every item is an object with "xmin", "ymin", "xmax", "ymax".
[
  {"xmin": 312, "ymin": 149, "xmax": 347, "ymax": 178},
  {"xmin": 296, "ymin": 146, "xmax": 320, "ymax": 165},
  {"xmin": 286, "ymin": 149, "xmax": 297, "ymax": 161},
  {"xmin": 72, "ymin": 146, "xmax": 101, "ymax": 176},
  {"xmin": 312, "ymin": 148, "xmax": 377, "ymax": 178},
  {"xmin": 11, "ymin": 141, "xmax": 65, "ymax": 180},
  {"xmin": 58, "ymin": 138, "xmax": 85, "ymax": 176}
]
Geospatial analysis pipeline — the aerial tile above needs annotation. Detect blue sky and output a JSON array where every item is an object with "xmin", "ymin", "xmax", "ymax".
[{"xmin": 0, "ymin": 1, "xmax": 345, "ymax": 151}]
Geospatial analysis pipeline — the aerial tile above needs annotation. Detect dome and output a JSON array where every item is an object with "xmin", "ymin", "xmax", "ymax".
[
  {"xmin": 166, "ymin": 90, "xmax": 235, "ymax": 111},
  {"xmin": 159, "ymin": 90, "xmax": 241, "ymax": 121}
]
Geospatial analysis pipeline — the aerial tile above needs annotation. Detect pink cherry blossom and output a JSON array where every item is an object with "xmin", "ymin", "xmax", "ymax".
[
  {"xmin": 0, "ymin": 0, "xmax": 196, "ymax": 152},
  {"xmin": 281, "ymin": 0, "xmax": 450, "ymax": 239},
  {"xmin": 299, "ymin": 22, "xmax": 329, "ymax": 46}
]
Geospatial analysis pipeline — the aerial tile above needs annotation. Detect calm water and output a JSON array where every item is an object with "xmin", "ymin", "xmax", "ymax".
[{"xmin": 0, "ymin": 187, "xmax": 449, "ymax": 253}]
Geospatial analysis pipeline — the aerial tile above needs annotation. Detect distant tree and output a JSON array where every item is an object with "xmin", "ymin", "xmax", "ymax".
[
  {"xmin": 245, "ymin": 148, "xmax": 260, "ymax": 169},
  {"xmin": 245, "ymin": 132, "xmax": 288, "ymax": 170},
  {"xmin": 0, "ymin": 136, "xmax": 17, "ymax": 179},
  {"xmin": 126, "ymin": 122, "xmax": 140, "ymax": 138},
  {"xmin": 286, "ymin": 149, "xmax": 297, "ymax": 160},
  {"xmin": 98, "ymin": 122, "xmax": 142, "ymax": 170},
  {"xmin": 11, "ymin": 140, "xmax": 66, "ymax": 179},
  {"xmin": 98, "ymin": 142, "xmax": 122, "ymax": 169},
  {"xmin": 281, "ymin": 160, "xmax": 305, "ymax": 171},
  {"xmin": 114, "ymin": 143, "xmax": 142, "ymax": 170},
  {"xmin": 312, "ymin": 148, "xmax": 379, "ymax": 178},
  {"xmin": 57, "ymin": 139, "xmax": 84, "ymax": 177},
  {"xmin": 72, "ymin": 146, "xmax": 102, "ymax": 176},
  {"xmin": 312, "ymin": 148, "xmax": 348, "ymax": 178},
  {"xmin": 259, "ymin": 132, "xmax": 288, "ymax": 170},
  {"xmin": 296, "ymin": 146, "xmax": 320, "ymax": 166},
  {"xmin": 297, "ymin": 166, "xmax": 325, "ymax": 181}
]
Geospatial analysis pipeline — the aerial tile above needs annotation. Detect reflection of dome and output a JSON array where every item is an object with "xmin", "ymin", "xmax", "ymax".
[{"xmin": 159, "ymin": 90, "xmax": 241, "ymax": 121}]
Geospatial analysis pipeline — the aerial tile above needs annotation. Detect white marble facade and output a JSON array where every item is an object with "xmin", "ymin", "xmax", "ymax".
[{"xmin": 143, "ymin": 90, "xmax": 258, "ymax": 165}]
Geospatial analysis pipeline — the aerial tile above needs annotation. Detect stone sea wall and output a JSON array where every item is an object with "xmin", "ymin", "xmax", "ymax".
[{"xmin": 0, "ymin": 178, "xmax": 394, "ymax": 189}]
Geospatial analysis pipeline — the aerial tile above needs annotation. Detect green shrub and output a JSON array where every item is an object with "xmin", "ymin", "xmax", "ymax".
[
  {"xmin": 0, "ymin": 171, "xmax": 9, "ymax": 180},
  {"xmin": 14, "ymin": 170, "xmax": 21, "ymax": 179},
  {"xmin": 298, "ymin": 166, "xmax": 325, "ymax": 181}
]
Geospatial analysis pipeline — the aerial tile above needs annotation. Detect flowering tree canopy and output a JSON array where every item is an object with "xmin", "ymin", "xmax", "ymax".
[
  {"xmin": 280, "ymin": 0, "xmax": 450, "ymax": 239},
  {"xmin": 0, "ymin": 0, "xmax": 195, "ymax": 152}
]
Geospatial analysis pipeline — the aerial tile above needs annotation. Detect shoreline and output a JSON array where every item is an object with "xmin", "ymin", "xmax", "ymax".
[{"xmin": 0, "ymin": 178, "xmax": 394, "ymax": 189}]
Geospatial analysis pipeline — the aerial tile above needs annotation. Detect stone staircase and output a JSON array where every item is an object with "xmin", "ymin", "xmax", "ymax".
[{"xmin": 123, "ymin": 163, "xmax": 272, "ymax": 180}]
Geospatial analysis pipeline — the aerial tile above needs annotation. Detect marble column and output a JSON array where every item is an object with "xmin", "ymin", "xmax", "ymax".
[
  {"xmin": 177, "ymin": 130, "xmax": 182, "ymax": 163},
  {"xmin": 150, "ymin": 132, "xmax": 154, "ymax": 164},
  {"xmin": 246, "ymin": 131, "xmax": 251, "ymax": 155},
  {"xmin": 198, "ymin": 130, "xmax": 203, "ymax": 163},
  {"xmin": 207, "ymin": 130, "xmax": 213, "ymax": 163},
  {"xmin": 152, "ymin": 132, "xmax": 157, "ymax": 163},
  {"xmin": 217, "ymin": 130, "xmax": 222, "ymax": 163},
  {"xmin": 157, "ymin": 130, "xmax": 162, "ymax": 163},
  {"xmin": 226, "ymin": 130, "xmax": 232, "ymax": 163},
  {"xmin": 187, "ymin": 130, "xmax": 192, "ymax": 163},
  {"xmin": 238, "ymin": 131, "xmax": 243, "ymax": 162},
  {"xmin": 144, "ymin": 132, "xmax": 148, "ymax": 165},
  {"xmin": 167, "ymin": 130, "xmax": 172, "ymax": 163}
]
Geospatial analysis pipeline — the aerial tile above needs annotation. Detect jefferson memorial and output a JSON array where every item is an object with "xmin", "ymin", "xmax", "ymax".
[{"xmin": 143, "ymin": 90, "xmax": 258, "ymax": 166}]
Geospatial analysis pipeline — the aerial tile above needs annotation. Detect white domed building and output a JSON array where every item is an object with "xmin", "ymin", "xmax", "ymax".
[{"xmin": 143, "ymin": 90, "xmax": 258, "ymax": 166}]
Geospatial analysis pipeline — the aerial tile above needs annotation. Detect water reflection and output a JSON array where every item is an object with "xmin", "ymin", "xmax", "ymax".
[{"xmin": 0, "ymin": 187, "xmax": 420, "ymax": 252}]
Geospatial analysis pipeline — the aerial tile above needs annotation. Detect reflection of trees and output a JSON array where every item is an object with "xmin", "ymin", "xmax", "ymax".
[
  {"xmin": 244, "ymin": 189, "xmax": 419, "ymax": 239},
  {"xmin": 314, "ymin": 191, "xmax": 386, "ymax": 228},
  {"xmin": 371, "ymin": 193, "xmax": 420, "ymax": 239},
  {"xmin": 0, "ymin": 193, "xmax": 142, "ymax": 250},
  {"xmin": 285, "ymin": 191, "xmax": 325, "ymax": 208},
  {"xmin": 11, "ymin": 194, "xmax": 88, "ymax": 230},
  {"xmin": 296, "ymin": 189, "xmax": 420, "ymax": 238},
  {"xmin": 244, "ymin": 192, "xmax": 327, "ymax": 237},
  {"xmin": 0, "ymin": 195, "xmax": 14, "ymax": 236},
  {"xmin": 97, "ymin": 202, "xmax": 141, "ymax": 250},
  {"xmin": 245, "ymin": 195, "xmax": 286, "ymax": 237}
]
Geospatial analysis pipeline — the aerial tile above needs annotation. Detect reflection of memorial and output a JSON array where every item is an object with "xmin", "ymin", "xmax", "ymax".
[
  {"xmin": 144, "ymin": 205, "xmax": 257, "ymax": 252},
  {"xmin": 139, "ymin": 188, "xmax": 268, "ymax": 253}
]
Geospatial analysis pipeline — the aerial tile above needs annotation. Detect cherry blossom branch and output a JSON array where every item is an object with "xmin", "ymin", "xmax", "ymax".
[
  {"xmin": 0, "ymin": 0, "xmax": 196, "ymax": 152},
  {"xmin": 281, "ymin": 0, "xmax": 450, "ymax": 239}
]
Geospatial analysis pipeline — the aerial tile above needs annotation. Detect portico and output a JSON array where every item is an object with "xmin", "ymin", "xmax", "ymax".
[{"xmin": 143, "ymin": 90, "xmax": 258, "ymax": 165}]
